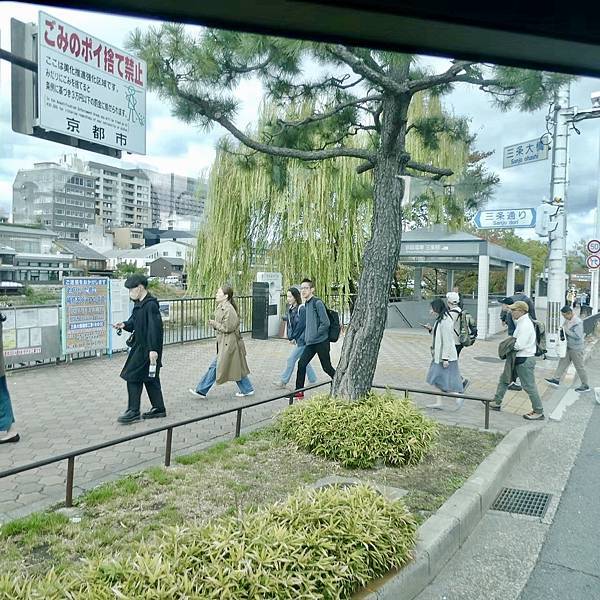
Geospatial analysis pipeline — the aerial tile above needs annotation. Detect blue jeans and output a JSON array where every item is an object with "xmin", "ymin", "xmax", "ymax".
[
  {"xmin": 280, "ymin": 344, "xmax": 317, "ymax": 384},
  {"xmin": 196, "ymin": 357, "xmax": 254, "ymax": 396}
]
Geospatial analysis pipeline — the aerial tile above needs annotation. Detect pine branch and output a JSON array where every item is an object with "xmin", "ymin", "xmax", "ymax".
[
  {"xmin": 406, "ymin": 161, "xmax": 453, "ymax": 178},
  {"xmin": 408, "ymin": 60, "xmax": 474, "ymax": 93},
  {"xmin": 276, "ymin": 94, "xmax": 383, "ymax": 128},
  {"xmin": 327, "ymin": 45, "xmax": 408, "ymax": 95},
  {"xmin": 177, "ymin": 89, "xmax": 376, "ymax": 163}
]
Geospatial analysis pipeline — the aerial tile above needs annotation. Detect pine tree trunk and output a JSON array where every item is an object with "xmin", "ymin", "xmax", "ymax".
[{"xmin": 332, "ymin": 154, "xmax": 405, "ymax": 399}]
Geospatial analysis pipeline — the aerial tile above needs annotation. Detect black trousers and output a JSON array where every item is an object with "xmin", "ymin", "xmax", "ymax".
[
  {"xmin": 126, "ymin": 377, "xmax": 165, "ymax": 414},
  {"xmin": 296, "ymin": 340, "xmax": 336, "ymax": 390}
]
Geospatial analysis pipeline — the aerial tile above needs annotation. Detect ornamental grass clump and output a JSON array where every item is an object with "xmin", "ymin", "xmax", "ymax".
[
  {"xmin": 0, "ymin": 485, "xmax": 417, "ymax": 600},
  {"xmin": 278, "ymin": 391, "xmax": 438, "ymax": 469}
]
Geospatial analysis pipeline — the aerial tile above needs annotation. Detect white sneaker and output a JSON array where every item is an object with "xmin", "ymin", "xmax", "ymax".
[
  {"xmin": 235, "ymin": 391, "xmax": 255, "ymax": 398},
  {"xmin": 426, "ymin": 402, "xmax": 444, "ymax": 410},
  {"xmin": 189, "ymin": 388, "xmax": 206, "ymax": 399},
  {"xmin": 272, "ymin": 381, "xmax": 287, "ymax": 389}
]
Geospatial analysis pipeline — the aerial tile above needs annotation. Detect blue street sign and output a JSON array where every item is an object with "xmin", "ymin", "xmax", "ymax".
[{"xmin": 474, "ymin": 208, "xmax": 536, "ymax": 229}]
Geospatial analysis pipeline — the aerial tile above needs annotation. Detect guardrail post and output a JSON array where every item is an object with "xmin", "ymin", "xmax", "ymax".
[
  {"xmin": 65, "ymin": 456, "xmax": 75, "ymax": 507},
  {"xmin": 235, "ymin": 409, "xmax": 242, "ymax": 438},
  {"xmin": 484, "ymin": 401, "xmax": 490, "ymax": 430},
  {"xmin": 288, "ymin": 393, "xmax": 294, "ymax": 406},
  {"xmin": 165, "ymin": 427, "xmax": 173, "ymax": 467},
  {"xmin": 179, "ymin": 300, "xmax": 184, "ymax": 344}
]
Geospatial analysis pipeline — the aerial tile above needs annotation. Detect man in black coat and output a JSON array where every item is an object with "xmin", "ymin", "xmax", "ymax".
[{"xmin": 113, "ymin": 274, "xmax": 166, "ymax": 424}]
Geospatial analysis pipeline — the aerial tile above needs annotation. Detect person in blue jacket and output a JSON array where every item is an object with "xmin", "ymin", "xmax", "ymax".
[{"xmin": 273, "ymin": 287, "xmax": 317, "ymax": 388}]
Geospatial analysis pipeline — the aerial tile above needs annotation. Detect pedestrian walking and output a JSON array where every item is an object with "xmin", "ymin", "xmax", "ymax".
[
  {"xmin": 545, "ymin": 305, "xmax": 590, "ymax": 393},
  {"xmin": 113, "ymin": 274, "xmax": 166, "ymax": 425},
  {"xmin": 500, "ymin": 286, "xmax": 536, "ymax": 391},
  {"xmin": 0, "ymin": 311, "xmax": 19, "ymax": 444},
  {"xmin": 426, "ymin": 298, "xmax": 466, "ymax": 410},
  {"xmin": 273, "ymin": 287, "xmax": 317, "ymax": 389},
  {"xmin": 452, "ymin": 286, "xmax": 464, "ymax": 309},
  {"xmin": 490, "ymin": 300, "xmax": 544, "ymax": 420},
  {"xmin": 189, "ymin": 285, "xmax": 254, "ymax": 399},
  {"xmin": 294, "ymin": 278, "xmax": 336, "ymax": 399}
]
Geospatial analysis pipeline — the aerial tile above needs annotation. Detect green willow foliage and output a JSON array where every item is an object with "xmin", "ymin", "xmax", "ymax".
[{"xmin": 188, "ymin": 92, "xmax": 474, "ymax": 297}]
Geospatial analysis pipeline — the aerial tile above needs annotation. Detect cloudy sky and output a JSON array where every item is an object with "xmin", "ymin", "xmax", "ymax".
[{"xmin": 1, "ymin": 2, "xmax": 600, "ymax": 249}]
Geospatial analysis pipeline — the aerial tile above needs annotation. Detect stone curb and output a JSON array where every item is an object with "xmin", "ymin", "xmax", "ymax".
[{"xmin": 359, "ymin": 424, "xmax": 541, "ymax": 600}]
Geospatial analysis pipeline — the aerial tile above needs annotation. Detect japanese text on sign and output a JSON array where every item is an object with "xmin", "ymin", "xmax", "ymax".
[
  {"xmin": 38, "ymin": 12, "xmax": 146, "ymax": 154},
  {"xmin": 474, "ymin": 208, "xmax": 536, "ymax": 229},
  {"xmin": 503, "ymin": 139, "xmax": 549, "ymax": 169},
  {"xmin": 63, "ymin": 277, "xmax": 109, "ymax": 354}
]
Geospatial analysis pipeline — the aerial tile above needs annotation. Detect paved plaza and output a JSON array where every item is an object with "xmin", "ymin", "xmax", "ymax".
[{"xmin": 0, "ymin": 329, "xmax": 566, "ymax": 523}]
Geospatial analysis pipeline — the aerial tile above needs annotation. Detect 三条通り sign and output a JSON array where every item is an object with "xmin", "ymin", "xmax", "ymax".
[
  {"xmin": 38, "ymin": 12, "xmax": 146, "ymax": 154},
  {"xmin": 503, "ymin": 139, "xmax": 548, "ymax": 168},
  {"xmin": 474, "ymin": 208, "xmax": 536, "ymax": 229}
]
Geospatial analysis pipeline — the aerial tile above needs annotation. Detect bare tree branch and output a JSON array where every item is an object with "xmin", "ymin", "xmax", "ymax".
[{"xmin": 328, "ymin": 45, "xmax": 408, "ymax": 96}]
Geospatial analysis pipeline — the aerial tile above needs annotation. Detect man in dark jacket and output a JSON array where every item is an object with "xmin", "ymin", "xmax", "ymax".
[
  {"xmin": 114, "ymin": 274, "xmax": 166, "ymax": 424},
  {"xmin": 294, "ymin": 278, "xmax": 336, "ymax": 398}
]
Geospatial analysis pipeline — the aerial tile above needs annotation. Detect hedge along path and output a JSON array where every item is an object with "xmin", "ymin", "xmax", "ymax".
[
  {"xmin": 0, "ymin": 394, "xmax": 502, "ymax": 597},
  {"xmin": 0, "ymin": 485, "xmax": 417, "ymax": 600}
]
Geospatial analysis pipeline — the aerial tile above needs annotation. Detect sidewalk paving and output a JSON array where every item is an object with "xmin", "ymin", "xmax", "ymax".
[
  {"xmin": 0, "ymin": 328, "xmax": 564, "ymax": 523},
  {"xmin": 414, "ymin": 341, "xmax": 600, "ymax": 600}
]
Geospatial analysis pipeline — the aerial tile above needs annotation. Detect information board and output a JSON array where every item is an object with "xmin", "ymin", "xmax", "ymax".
[{"xmin": 63, "ymin": 277, "xmax": 110, "ymax": 354}]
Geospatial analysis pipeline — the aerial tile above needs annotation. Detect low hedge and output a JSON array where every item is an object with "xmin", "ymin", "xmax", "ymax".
[
  {"xmin": 278, "ymin": 391, "xmax": 438, "ymax": 469},
  {"xmin": 0, "ymin": 485, "xmax": 417, "ymax": 600}
]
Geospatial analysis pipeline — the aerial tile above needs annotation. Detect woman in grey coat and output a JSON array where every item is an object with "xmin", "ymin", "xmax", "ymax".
[
  {"xmin": 0, "ymin": 312, "xmax": 19, "ymax": 444},
  {"xmin": 425, "ymin": 298, "xmax": 466, "ymax": 411}
]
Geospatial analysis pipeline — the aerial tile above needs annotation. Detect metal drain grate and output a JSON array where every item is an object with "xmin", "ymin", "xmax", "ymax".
[{"xmin": 490, "ymin": 487, "xmax": 551, "ymax": 517}]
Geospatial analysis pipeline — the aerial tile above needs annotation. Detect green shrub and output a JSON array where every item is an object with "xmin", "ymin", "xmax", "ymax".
[
  {"xmin": 278, "ymin": 391, "xmax": 438, "ymax": 469},
  {"xmin": 2, "ymin": 485, "xmax": 417, "ymax": 599},
  {"xmin": 0, "ymin": 513, "xmax": 69, "ymax": 539}
]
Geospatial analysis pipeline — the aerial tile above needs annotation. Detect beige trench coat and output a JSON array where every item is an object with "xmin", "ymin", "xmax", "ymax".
[{"xmin": 212, "ymin": 301, "xmax": 250, "ymax": 384}]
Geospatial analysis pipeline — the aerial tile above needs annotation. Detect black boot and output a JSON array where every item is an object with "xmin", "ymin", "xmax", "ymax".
[
  {"xmin": 117, "ymin": 410, "xmax": 141, "ymax": 424},
  {"xmin": 142, "ymin": 407, "xmax": 167, "ymax": 419}
]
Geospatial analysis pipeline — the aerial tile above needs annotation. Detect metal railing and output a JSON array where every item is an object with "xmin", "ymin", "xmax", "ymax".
[
  {"xmin": 161, "ymin": 295, "xmax": 253, "ymax": 345},
  {"xmin": 4, "ymin": 296, "xmax": 254, "ymax": 370},
  {"xmin": 0, "ymin": 381, "xmax": 495, "ymax": 509},
  {"xmin": 583, "ymin": 311, "xmax": 600, "ymax": 335},
  {"xmin": 371, "ymin": 384, "xmax": 494, "ymax": 429}
]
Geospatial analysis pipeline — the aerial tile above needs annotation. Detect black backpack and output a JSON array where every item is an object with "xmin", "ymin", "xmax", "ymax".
[
  {"xmin": 326, "ymin": 307, "xmax": 341, "ymax": 342},
  {"xmin": 313, "ymin": 298, "xmax": 341, "ymax": 343}
]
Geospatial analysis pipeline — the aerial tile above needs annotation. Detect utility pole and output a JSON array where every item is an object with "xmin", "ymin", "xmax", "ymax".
[
  {"xmin": 545, "ymin": 86, "xmax": 572, "ymax": 357},
  {"xmin": 591, "ymin": 139, "xmax": 600, "ymax": 314}
]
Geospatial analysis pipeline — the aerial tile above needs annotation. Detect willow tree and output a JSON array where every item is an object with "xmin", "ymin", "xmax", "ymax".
[
  {"xmin": 130, "ymin": 25, "xmax": 570, "ymax": 399},
  {"xmin": 189, "ymin": 91, "xmax": 484, "ymax": 298}
]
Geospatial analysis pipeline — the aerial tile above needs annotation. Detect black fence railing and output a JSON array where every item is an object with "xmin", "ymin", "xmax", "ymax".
[
  {"xmin": 0, "ymin": 382, "xmax": 494, "ymax": 510},
  {"xmin": 583, "ymin": 311, "xmax": 600, "ymax": 335},
  {"xmin": 161, "ymin": 296, "xmax": 253, "ymax": 345}
]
